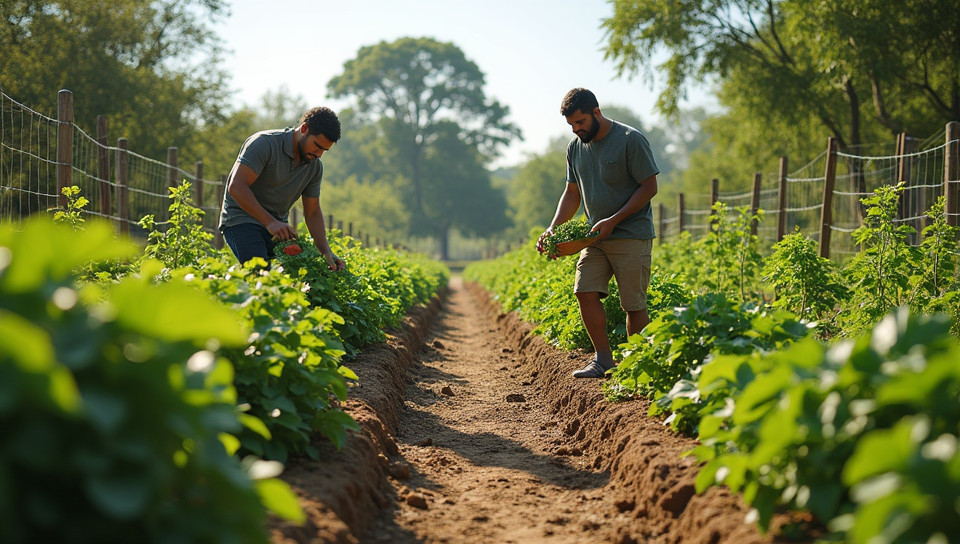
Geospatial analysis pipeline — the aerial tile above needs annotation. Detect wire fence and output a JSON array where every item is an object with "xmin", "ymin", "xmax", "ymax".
[
  {"xmin": 657, "ymin": 127, "xmax": 960, "ymax": 259},
  {"xmin": 0, "ymin": 89, "xmax": 226, "ymax": 243},
  {"xmin": 2, "ymin": 89, "xmax": 959, "ymax": 262}
]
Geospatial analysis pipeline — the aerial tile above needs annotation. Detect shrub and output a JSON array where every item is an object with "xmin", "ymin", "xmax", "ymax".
[{"xmin": 0, "ymin": 219, "xmax": 301, "ymax": 544}]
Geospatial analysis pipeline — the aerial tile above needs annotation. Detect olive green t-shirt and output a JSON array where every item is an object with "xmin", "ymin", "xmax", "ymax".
[
  {"xmin": 218, "ymin": 128, "xmax": 323, "ymax": 229},
  {"xmin": 565, "ymin": 120, "xmax": 659, "ymax": 239}
]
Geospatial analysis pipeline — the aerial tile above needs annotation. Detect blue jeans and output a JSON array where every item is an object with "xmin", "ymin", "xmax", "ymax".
[{"xmin": 222, "ymin": 223, "xmax": 276, "ymax": 264}]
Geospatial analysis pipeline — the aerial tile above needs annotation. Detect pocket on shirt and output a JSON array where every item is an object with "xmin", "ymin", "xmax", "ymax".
[{"xmin": 600, "ymin": 157, "xmax": 626, "ymax": 183}]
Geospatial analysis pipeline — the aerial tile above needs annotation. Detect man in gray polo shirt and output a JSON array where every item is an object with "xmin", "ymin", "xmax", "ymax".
[
  {"xmin": 218, "ymin": 106, "xmax": 345, "ymax": 270},
  {"xmin": 537, "ymin": 88, "xmax": 659, "ymax": 379}
]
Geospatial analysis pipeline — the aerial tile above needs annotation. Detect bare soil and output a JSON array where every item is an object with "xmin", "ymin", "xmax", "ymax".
[{"xmin": 270, "ymin": 277, "xmax": 808, "ymax": 544}]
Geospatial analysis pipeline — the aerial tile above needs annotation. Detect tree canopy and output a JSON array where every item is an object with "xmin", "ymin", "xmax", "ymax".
[
  {"xmin": 1, "ymin": 0, "xmax": 231, "ymax": 162},
  {"xmin": 326, "ymin": 37, "xmax": 520, "ymax": 259},
  {"xmin": 602, "ymin": 0, "xmax": 960, "ymax": 151}
]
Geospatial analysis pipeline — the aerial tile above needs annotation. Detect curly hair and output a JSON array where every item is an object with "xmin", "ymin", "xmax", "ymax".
[
  {"xmin": 560, "ymin": 88, "xmax": 599, "ymax": 117},
  {"xmin": 299, "ymin": 107, "xmax": 341, "ymax": 142}
]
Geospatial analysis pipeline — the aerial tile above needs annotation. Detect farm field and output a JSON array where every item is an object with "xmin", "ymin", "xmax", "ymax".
[{"xmin": 271, "ymin": 277, "xmax": 794, "ymax": 544}]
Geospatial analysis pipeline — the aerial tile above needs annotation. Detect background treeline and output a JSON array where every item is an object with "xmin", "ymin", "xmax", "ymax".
[{"xmin": 3, "ymin": 0, "xmax": 957, "ymax": 259}]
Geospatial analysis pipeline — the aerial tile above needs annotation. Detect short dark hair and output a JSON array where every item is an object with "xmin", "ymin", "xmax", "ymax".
[
  {"xmin": 560, "ymin": 88, "xmax": 599, "ymax": 117},
  {"xmin": 300, "ymin": 107, "xmax": 341, "ymax": 142}
]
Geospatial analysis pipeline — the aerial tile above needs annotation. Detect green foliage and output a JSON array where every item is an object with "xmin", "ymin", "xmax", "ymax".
[
  {"xmin": 909, "ymin": 196, "xmax": 960, "ymax": 329},
  {"xmin": 320, "ymin": 175, "xmax": 411, "ymax": 242},
  {"xmin": 507, "ymin": 150, "xmax": 567, "ymax": 238},
  {"xmin": 702, "ymin": 202, "xmax": 764, "ymax": 303},
  {"xmin": 465, "ymin": 237, "xmax": 689, "ymax": 354},
  {"xmin": 763, "ymin": 229, "xmax": 848, "ymax": 324},
  {"xmin": 327, "ymin": 37, "xmax": 520, "ymax": 258},
  {"xmin": 138, "ymin": 181, "xmax": 214, "ymax": 273},
  {"xmin": 540, "ymin": 216, "xmax": 598, "ymax": 258},
  {"xmin": 51, "ymin": 185, "xmax": 89, "ymax": 230},
  {"xmin": 0, "ymin": 0, "xmax": 231, "ymax": 164},
  {"xmin": 181, "ymin": 257, "xmax": 358, "ymax": 463},
  {"xmin": 606, "ymin": 294, "xmax": 809, "ymax": 433},
  {"xmin": 652, "ymin": 230, "xmax": 705, "ymax": 289},
  {"xmin": 693, "ymin": 308, "xmax": 960, "ymax": 542},
  {"xmin": 274, "ymin": 229, "xmax": 448, "ymax": 357},
  {"xmin": 840, "ymin": 183, "xmax": 920, "ymax": 335},
  {"xmin": 0, "ymin": 218, "xmax": 301, "ymax": 544},
  {"xmin": 601, "ymin": 0, "xmax": 959, "ymax": 163},
  {"xmin": 469, "ymin": 174, "xmax": 960, "ymax": 542}
]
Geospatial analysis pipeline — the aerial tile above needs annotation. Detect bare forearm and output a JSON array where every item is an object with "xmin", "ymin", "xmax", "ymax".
[
  {"xmin": 549, "ymin": 185, "xmax": 582, "ymax": 227},
  {"xmin": 304, "ymin": 209, "xmax": 331, "ymax": 252}
]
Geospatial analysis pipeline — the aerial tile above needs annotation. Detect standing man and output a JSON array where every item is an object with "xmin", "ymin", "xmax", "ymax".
[
  {"xmin": 537, "ymin": 88, "xmax": 659, "ymax": 378},
  {"xmin": 219, "ymin": 106, "xmax": 346, "ymax": 270}
]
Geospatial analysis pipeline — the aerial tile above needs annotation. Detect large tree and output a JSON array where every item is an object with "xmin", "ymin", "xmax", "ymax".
[
  {"xmin": 602, "ymin": 0, "xmax": 960, "ymax": 152},
  {"xmin": 0, "ymin": 0, "xmax": 230, "ymax": 161},
  {"xmin": 327, "ymin": 37, "xmax": 520, "ymax": 259},
  {"xmin": 508, "ymin": 150, "xmax": 567, "ymax": 238}
]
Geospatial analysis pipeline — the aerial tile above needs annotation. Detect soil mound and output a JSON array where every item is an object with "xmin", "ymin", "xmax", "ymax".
[{"xmin": 270, "ymin": 280, "xmax": 804, "ymax": 543}]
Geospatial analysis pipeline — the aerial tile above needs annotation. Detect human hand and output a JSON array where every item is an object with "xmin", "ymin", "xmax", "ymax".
[
  {"xmin": 591, "ymin": 218, "xmax": 616, "ymax": 241},
  {"xmin": 267, "ymin": 221, "xmax": 297, "ymax": 241},
  {"xmin": 536, "ymin": 226, "xmax": 555, "ymax": 254},
  {"xmin": 322, "ymin": 250, "xmax": 345, "ymax": 271}
]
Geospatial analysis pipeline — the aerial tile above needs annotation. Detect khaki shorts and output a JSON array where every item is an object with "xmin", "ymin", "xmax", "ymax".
[{"xmin": 574, "ymin": 238, "xmax": 653, "ymax": 312}]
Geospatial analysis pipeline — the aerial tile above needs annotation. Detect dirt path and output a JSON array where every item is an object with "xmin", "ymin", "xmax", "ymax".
[
  {"xmin": 272, "ymin": 278, "xmax": 800, "ymax": 544},
  {"xmin": 365, "ymin": 276, "xmax": 630, "ymax": 543}
]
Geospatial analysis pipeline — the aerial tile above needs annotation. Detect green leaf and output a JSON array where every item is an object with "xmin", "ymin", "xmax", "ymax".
[
  {"xmin": 108, "ymin": 280, "xmax": 247, "ymax": 346},
  {"xmin": 238, "ymin": 413, "xmax": 272, "ymax": 440},
  {"xmin": 219, "ymin": 433, "xmax": 242, "ymax": 456},
  {"xmin": 82, "ymin": 390, "xmax": 127, "ymax": 433},
  {"xmin": 0, "ymin": 310, "xmax": 56, "ymax": 372},
  {"xmin": 842, "ymin": 420, "xmax": 917, "ymax": 485},
  {"xmin": 0, "ymin": 219, "xmax": 137, "ymax": 292},
  {"xmin": 255, "ymin": 478, "xmax": 305, "ymax": 524},
  {"xmin": 733, "ymin": 365, "xmax": 793, "ymax": 425},
  {"xmin": 84, "ymin": 472, "xmax": 152, "ymax": 520}
]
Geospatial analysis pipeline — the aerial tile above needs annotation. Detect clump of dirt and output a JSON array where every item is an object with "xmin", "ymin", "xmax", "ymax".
[{"xmin": 270, "ymin": 279, "xmax": 808, "ymax": 543}]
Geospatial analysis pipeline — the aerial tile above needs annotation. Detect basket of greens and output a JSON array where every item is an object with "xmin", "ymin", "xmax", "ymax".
[{"xmin": 541, "ymin": 218, "xmax": 599, "ymax": 258}]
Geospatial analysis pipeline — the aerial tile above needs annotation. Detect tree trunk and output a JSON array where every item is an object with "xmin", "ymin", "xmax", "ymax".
[
  {"xmin": 439, "ymin": 227, "xmax": 450, "ymax": 262},
  {"xmin": 845, "ymin": 78, "xmax": 868, "ymax": 221}
]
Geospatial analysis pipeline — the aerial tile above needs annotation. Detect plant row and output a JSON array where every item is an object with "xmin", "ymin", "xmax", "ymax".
[
  {"xmin": 463, "ymin": 185, "xmax": 960, "ymax": 542},
  {"xmin": 0, "ymin": 184, "xmax": 448, "ymax": 543}
]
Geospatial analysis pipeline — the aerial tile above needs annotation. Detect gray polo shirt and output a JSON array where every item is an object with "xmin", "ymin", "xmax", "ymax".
[
  {"xmin": 219, "ymin": 128, "xmax": 323, "ymax": 229},
  {"xmin": 565, "ymin": 120, "xmax": 659, "ymax": 239}
]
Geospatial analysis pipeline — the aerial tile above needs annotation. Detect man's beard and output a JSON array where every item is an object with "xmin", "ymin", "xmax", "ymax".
[{"xmin": 577, "ymin": 115, "xmax": 601, "ymax": 143}]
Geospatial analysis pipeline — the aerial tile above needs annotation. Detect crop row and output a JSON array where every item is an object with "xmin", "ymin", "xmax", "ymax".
[
  {"xmin": 0, "ymin": 184, "xmax": 448, "ymax": 543},
  {"xmin": 464, "ymin": 185, "xmax": 960, "ymax": 542}
]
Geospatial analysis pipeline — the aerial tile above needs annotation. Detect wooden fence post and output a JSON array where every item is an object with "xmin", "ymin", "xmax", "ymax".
[
  {"xmin": 658, "ymin": 203, "xmax": 665, "ymax": 245},
  {"xmin": 678, "ymin": 193, "xmax": 686, "ymax": 235},
  {"xmin": 194, "ymin": 161, "xmax": 203, "ymax": 206},
  {"xmin": 710, "ymin": 178, "xmax": 719, "ymax": 212},
  {"xmin": 777, "ymin": 157, "xmax": 788, "ymax": 242},
  {"xmin": 96, "ymin": 115, "xmax": 111, "ymax": 217},
  {"xmin": 896, "ymin": 132, "xmax": 919, "ymax": 242},
  {"xmin": 819, "ymin": 137, "xmax": 839, "ymax": 259},
  {"xmin": 167, "ymin": 147, "xmax": 178, "ymax": 189},
  {"xmin": 116, "ymin": 138, "xmax": 129, "ymax": 236},
  {"xmin": 348, "ymin": 222, "xmax": 353, "ymax": 237},
  {"xmin": 291, "ymin": 207, "xmax": 299, "ymax": 229},
  {"xmin": 750, "ymin": 172, "xmax": 762, "ymax": 237},
  {"xmin": 213, "ymin": 175, "xmax": 226, "ymax": 249},
  {"xmin": 327, "ymin": 214, "xmax": 334, "ymax": 231},
  {"xmin": 945, "ymin": 122, "xmax": 959, "ymax": 227},
  {"xmin": 56, "ymin": 89, "xmax": 73, "ymax": 210}
]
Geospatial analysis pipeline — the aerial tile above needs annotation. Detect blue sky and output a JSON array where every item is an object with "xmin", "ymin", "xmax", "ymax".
[{"xmin": 213, "ymin": 0, "xmax": 712, "ymax": 167}]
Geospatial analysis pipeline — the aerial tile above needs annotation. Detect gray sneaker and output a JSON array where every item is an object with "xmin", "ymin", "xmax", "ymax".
[{"xmin": 572, "ymin": 359, "xmax": 614, "ymax": 378}]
